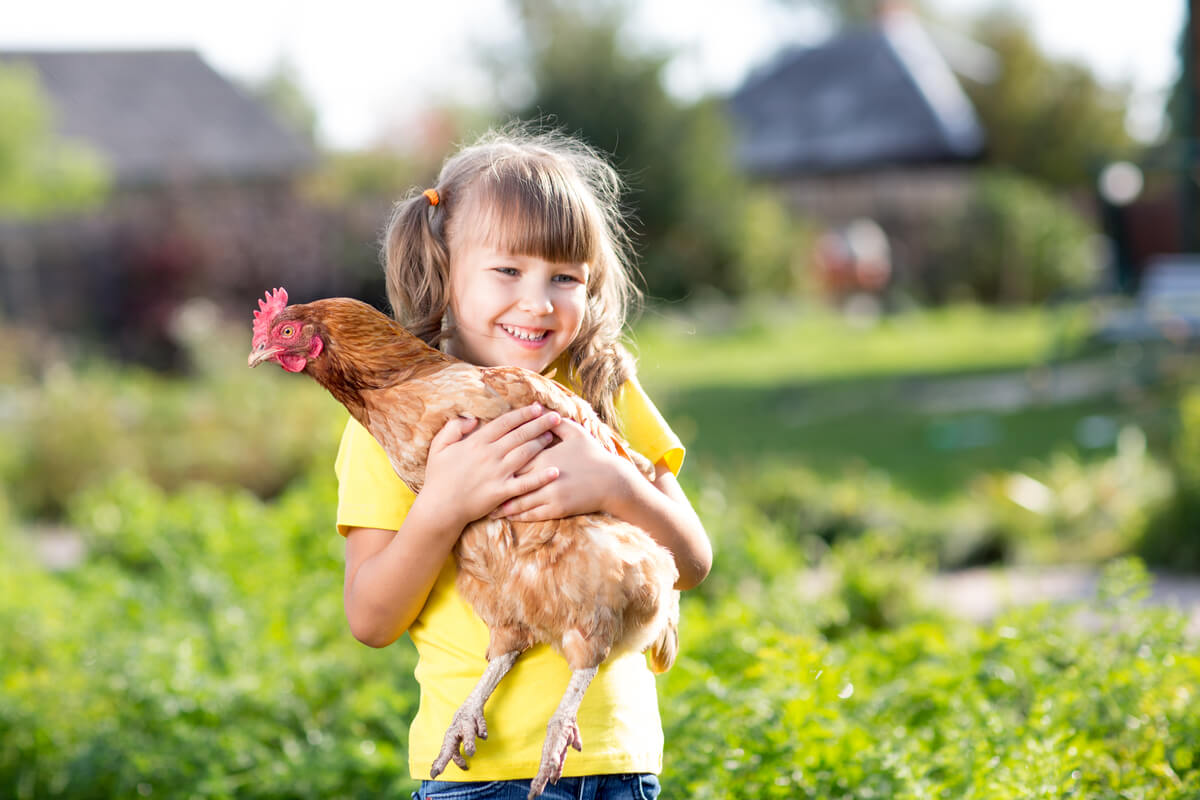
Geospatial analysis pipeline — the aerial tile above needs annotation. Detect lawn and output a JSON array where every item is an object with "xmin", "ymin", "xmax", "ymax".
[{"xmin": 634, "ymin": 302, "xmax": 1171, "ymax": 498}]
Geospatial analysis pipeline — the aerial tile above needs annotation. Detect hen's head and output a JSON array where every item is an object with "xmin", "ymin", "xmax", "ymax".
[{"xmin": 247, "ymin": 287, "xmax": 325, "ymax": 372}]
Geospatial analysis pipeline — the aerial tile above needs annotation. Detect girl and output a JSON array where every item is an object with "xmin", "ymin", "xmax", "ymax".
[{"xmin": 335, "ymin": 126, "xmax": 712, "ymax": 800}]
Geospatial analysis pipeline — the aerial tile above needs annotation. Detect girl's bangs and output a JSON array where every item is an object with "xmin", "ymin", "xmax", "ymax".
[{"xmin": 474, "ymin": 164, "xmax": 597, "ymax": 265}]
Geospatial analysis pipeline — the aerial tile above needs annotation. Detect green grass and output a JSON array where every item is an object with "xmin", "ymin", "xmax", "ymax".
[
  {"xmin": 632, "ymin": 302, "xmax": 1167, "ymax": 498},
  {"xmin": 633, "ymin": 302, "xmax": 1085, "ymax": 389}
]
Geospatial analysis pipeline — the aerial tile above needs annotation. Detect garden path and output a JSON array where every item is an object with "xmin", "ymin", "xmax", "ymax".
[{"xmin": 927, "ymin": 567, "xmax": 1200, "ymax": 636}]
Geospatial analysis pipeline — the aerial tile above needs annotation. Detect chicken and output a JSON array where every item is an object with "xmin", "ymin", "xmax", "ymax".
[{"xmin": 248, "ymin": 288, "xmax": 679, "ymax": 798}]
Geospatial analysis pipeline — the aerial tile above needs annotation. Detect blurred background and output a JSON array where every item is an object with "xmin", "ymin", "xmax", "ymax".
[{"xmin": 5, "ymin": 1, "xmax": 1200, "ymax": 797}]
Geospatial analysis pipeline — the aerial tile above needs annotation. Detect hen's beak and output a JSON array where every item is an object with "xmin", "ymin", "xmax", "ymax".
[{"xmin": 248, "ymin": 346, "xmax": 281, "ymax": 367}]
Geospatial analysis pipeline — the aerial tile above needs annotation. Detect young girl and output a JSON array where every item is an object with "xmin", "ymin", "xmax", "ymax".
[{"xmin": 335, "ymin": 127, "xmax": 712, "ymax": 800}]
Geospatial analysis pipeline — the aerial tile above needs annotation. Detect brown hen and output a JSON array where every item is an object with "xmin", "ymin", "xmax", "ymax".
[{"xmin": 248, "ymin": 288, "xmax": 679, "ymax": 798}]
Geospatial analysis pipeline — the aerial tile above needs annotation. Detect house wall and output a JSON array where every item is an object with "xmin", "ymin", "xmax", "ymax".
[
  {"xmin": 0, "ymin": 178, "xmax": 358, "ymax": 367},
  {"xmin": 774, "ymin": 166, "xmax": 974, "ymax": 299}
]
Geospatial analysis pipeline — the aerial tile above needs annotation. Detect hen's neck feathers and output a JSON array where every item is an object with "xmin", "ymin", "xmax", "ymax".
[{"xmin": 297, "ymin": 298, "xmax": 456, "ymax": 423}]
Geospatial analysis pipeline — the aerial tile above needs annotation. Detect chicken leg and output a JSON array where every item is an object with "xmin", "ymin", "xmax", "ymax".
[
  {"xmin": 528, "ymin": 665, "xmax": 598, "ymax": 800},
  {"xmin": 430, "ymin": 649, "xmax": 522, "ymax": 777}
]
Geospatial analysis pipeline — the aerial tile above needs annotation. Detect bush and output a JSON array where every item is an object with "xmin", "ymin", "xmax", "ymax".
[
  {"xmin": 1, "ymin": 471, "xmax": 421, "ymax": 799},
  {"xmin": 921, "ymin": 170, "xmax": 1099, "ymax": 305},
  {"xmin": 662, "ymin": 559, "xmax": 1200, "ymax": 799},
  {"xmin": 1139, "ymin": 387, "xmax": 1200, "ymax": 571},
  {"xmin": 692, "ymin": 437, "xmax": 1169, "ymax": 585},
  {"xmin": 6, "ymin": 469, "xmax": 1198, "ymax": 799},
  {"xmin": 0, "ymin": 321, "xmax": 346, "ymax": 520}
]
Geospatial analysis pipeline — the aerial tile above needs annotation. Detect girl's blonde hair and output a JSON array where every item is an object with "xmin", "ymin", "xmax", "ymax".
[{"xmin": 382, "ymin": 125, "xmax": 642, "ymax": 428}]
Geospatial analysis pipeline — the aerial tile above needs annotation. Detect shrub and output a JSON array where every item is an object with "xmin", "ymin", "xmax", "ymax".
[
  {"xmin": 921, "ymin": 170, "xmax": 1099, "ymax": 305},
  {"xmin": 662, "ymin": 559, "xmax": 1200, "ymax": 799},
  {"xmin": 0, "ymin": 321, "xmax": 346, "ymax": 520},
  {"xmin": 1139, "ymin": 387, "xmax": 1200, "ymax": 571},
  {"xmin": 1, "ymin": 471, "xmax": 420, "ymax": 800}
]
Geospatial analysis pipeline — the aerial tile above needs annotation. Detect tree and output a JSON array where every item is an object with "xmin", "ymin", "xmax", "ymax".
[
  {"xmin": 249, "ymin": 59, "xmax": 319, "ymax": 147},
  {"xmin": 0, "ymin": 64, "xmax": 108, "ymax": 218},
  {"xmin": 960, "ymin": 10, "xmax": 1137, "ymax": 189}
]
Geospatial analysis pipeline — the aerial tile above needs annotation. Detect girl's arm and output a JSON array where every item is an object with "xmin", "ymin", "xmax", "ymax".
[
  {"xmin": 494, "ymin": 419, "xmax": 713, "ymax": 590},
  {"xmin": 342, "ymin": 405, "xmax": 562, "ymax": 647}
]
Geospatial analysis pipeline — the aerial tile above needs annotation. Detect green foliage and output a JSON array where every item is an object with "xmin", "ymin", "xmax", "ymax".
[
  {"xmin": 0, "ymin": 324, "xmax": 345, "ymax": 520},
  {"xmin": 1, "ymin": 471, "xmax": 421, "ymax": 799},
  {"xmin": 1139, "ymin": 386, "xmax": 1200, "ymax": 571},
  {"xmin": 692, "ymin": 438, "xmax": 1169, "ymax": 584},
  {"xmin": 961, "ymin": 10, "xmax": 1137, "ymax": 189},
  {"xmin": 662, "ymin": 559, "xmax": 1200, "ymax": 798},
  {"xmin": 0, "ymin": 64, "xmax": 108, "ymax": 218},
  {"xmin": 5, "ymin": 466, "xmax": 1197, "ymax": 798},
  {"xmin": 248, "ymin": 58, "xmax": 319, "ymax": 146},
  {"xmin": 922, "ymin": 170, "xmax": 1099, "ymax": 305}
]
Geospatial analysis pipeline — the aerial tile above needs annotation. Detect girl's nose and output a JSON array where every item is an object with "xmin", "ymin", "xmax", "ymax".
[{"xmin": 518, "ymin": 286, "xmax": 554, "ymax": 315}]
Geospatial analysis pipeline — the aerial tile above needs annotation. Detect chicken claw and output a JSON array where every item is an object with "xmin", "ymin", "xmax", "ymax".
[
  {"xmin": 527, "ymin": 665, "xmax": 598, "ymax": 800},
  {"xmin": 528, "ymin": 713, "xmax": 583, "ymax": 799},
  {"xmin": 431, "ymin": 701, "xmax": 488, "ymax": 777}
]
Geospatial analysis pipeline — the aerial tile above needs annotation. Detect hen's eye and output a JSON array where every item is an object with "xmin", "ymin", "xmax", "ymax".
[{"xmin": 282, "ymin": 325, "xmax": 295, "ymax": 337}]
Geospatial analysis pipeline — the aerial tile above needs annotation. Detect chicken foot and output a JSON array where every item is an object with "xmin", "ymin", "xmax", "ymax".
[
  {"xmin": 528, "ymin": 665, "xmax": 599, "ymax": 800},
  {"xmin": 430, "ymin": 649, "xmax": 522, "ymax": 777}
]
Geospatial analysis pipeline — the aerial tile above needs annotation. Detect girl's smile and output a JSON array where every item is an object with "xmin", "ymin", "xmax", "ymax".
[{"xmin": 499, "ymin": 324, "xmax": 551, "ymax": 345}]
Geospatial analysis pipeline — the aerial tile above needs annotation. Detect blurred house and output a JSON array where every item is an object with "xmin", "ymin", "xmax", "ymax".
[
  {"xmin": 0, "ymin": 49, "xmax": 326, "ymax": 366},
  {"xmin": 728, "ymin": 7, "xmax": 986, "ymax": 301}
]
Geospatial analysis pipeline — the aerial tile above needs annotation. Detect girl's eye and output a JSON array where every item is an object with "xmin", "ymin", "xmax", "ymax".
[
  {"xmin": 494, "ymin": 267, "xmax": 519, "ymax": 276},
  {"xmin": 553, "ymin": 274, "xmax": 581, "ymax": 284}
]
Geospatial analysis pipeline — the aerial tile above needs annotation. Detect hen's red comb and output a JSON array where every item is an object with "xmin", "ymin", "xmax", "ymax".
[{"xmin": 252, "ymin": 287, "xmax": 289, "ymax": 341}]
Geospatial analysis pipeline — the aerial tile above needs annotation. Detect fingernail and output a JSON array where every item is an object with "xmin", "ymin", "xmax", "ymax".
[
  {"xmin": 541, "ymin": 432, "xmax": 553, "ymax": 443},
  {"xmin": 531, "ymin": 403, "xmax": 542, "ymax": 413}
]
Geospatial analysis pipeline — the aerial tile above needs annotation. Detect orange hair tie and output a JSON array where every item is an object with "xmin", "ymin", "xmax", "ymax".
[{"xmin": 423, "ymin": 188, "xmax": 440, "ymax": 207}]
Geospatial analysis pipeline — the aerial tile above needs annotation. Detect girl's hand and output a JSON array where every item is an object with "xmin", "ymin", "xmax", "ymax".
[
  {"xmin": 421, "ymin": 404, "xmax": 562, "ymax": 529},
  {"xmin": 491, "ymin": 418, "xmax": 640, "ymax": 522}
]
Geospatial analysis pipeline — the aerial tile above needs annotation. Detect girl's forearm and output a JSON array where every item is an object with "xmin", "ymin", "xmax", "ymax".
[
  {"xmin": 344, "ymin": 495, "xmax": 465, "ymax": 646},
  {"xmin": 609, "ymin": 466, "xmax": 712, "ymax": 590}
]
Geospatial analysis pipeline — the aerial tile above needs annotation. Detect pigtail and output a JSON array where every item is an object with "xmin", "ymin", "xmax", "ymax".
[
  {"xmin": 382, "ymin": 189, "xmax": 452, "ymax": 346},
  {"xmin": 567, "ymin": 229, "xmax": 642, "ymax": 430}
]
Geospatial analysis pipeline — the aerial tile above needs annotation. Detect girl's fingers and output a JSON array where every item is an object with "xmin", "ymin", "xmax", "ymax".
[
  {"xmin": 507, "ymin": 505, "xmax": 555, "ymax": 523},
  {"xmin": 497, "ymin": 411, "xmax": 561, "ymax": 453},
  {"xmin": 480, "ymin": 404, "xmax": 546, "ymax": 442},
  {"xmin": 502, "ymin": 437, "xmax": 555, "ymax": 474},
  {"xmin": 491, "ymin": 478, "xmax": 561, "ymax": 519},
  {"xmin": 432, "ymin": 415, "xmax": 478, "ymax": 448},
  {"xmin": 549, "ymin": 417, "xmax": 586, "ymax": 439},
  {"xmin": 508, "ymin": 467, "xmax": 559, "ymax": 504}
]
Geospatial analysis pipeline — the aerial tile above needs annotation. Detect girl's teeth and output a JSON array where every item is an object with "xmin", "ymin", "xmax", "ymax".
[{"xmin": 504, "ymin": 325, "xmax": 546, "ymax": 341}]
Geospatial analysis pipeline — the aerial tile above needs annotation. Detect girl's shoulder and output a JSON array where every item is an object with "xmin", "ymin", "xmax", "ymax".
[
  {"xmin": 613, "ymin": 376, "xmax": 684, "ymax": 477},
  {"xmin": 334, "ymin": 416, "xmax": 416, "ymax": 535}
]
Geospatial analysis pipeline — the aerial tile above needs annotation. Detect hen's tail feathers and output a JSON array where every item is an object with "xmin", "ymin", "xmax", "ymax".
[{"xmin": 647, "ymin": 593, "xmax": 680, "ymax": 674}]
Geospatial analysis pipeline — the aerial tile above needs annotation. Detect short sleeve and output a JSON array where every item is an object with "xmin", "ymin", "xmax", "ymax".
[
  {"xmin": 334, "ymin": 416, "xmax": 415, "ymax": 536},
  {"xmin": 614, "ymin": 377, "xmax": 685, "ymax": 476}
]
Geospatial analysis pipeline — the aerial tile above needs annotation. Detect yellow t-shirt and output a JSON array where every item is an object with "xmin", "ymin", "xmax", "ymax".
[{"xmin": 334, "ymin": 373, "xmax": 684, "ymax": 780}]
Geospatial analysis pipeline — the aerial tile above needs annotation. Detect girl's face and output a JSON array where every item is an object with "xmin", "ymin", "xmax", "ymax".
[{"xmin": 446, "ymin": 237, "xmax": 589, "ymax": 373}]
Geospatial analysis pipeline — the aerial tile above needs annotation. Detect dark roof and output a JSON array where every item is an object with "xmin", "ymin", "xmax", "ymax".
[
  {"xmin": 728, "ymin": 13, "xmax": 984, "ymax": 175},
  {"xmin": 0, "ymin": 49, "xmax": 315, "ymax": 185}
]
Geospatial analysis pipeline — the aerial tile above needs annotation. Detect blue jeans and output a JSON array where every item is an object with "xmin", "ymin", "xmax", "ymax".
[{"xmin": 412, "ymin": 773, "xmax": 661, "ymax": 800}]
